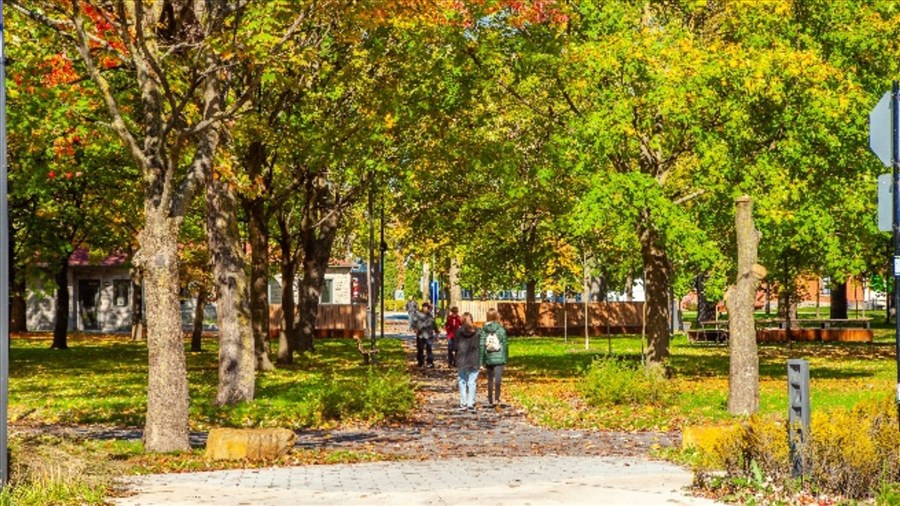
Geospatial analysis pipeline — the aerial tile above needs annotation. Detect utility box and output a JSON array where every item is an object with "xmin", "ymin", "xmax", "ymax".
[{"xmin": 787, "ymin": 359, "xmax": 811, "ymax": 478}]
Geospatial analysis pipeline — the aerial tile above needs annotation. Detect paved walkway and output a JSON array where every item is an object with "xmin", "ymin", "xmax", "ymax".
[{"xmin": 111, "ymin": 335, "xmax": 721, "ymax": 505}]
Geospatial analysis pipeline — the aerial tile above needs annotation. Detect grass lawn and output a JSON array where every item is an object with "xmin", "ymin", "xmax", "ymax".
[
  {"xmin": 10, "ymin": 333, "xmax": 413, "ymax": 430},
  {"xmin": 506, "ymin": 333, "xmax": 897, "ymax": 432}
]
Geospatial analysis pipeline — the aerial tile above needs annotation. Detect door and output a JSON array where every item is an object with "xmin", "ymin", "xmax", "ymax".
[{"xmin": 78, "ymin": 279, "xmax": 101, "ymax": 330}]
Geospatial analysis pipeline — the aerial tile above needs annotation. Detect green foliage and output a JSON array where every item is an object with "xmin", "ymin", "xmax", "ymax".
[
  {"xmin": 317, "ymin": 369, "xmax": 415, "ymax": 424},
  {"xmin": 579, "ymin": 357, "xmax": 673, "ymax": 407}
]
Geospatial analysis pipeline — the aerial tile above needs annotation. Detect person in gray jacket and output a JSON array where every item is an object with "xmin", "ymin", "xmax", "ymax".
[
  {"xmin": 479, "ymin": 308, "xmax": 509, "ymax": 408},
  {"xmin": 415, "ymin": 302, "xmax": 438, "ymax": 368},
  {"xmin": 455, "ymin": 312, "xmax": 480, "ymax": 411}
]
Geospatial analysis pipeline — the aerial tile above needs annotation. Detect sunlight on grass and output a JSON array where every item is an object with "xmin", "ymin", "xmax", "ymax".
[{"xmin": 506, "ymin": 334, "xmax": 898, "ymax": 431}]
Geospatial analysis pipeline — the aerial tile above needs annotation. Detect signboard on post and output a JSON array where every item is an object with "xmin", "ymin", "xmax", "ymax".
[{"xmin": 869, "ymin": 82, "xmax": 900, "ymax": 428}]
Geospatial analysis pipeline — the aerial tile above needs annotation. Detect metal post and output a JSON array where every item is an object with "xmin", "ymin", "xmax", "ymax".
[
  {"xmin": 893, "ymin": 80, "xmax": 900, "ymax": 427},
  {"xmin": 367, "ymin": 183, "xmax": 375, "ymax": 358},
  {"xmin": 379, "ymin": 198, "xmax": 385, "ymax": 343},
  {"xmin": 0, "ymin": 0, "xmax": 8, "ymax": 486},
  {"xmin": 787, "ymin": 359, "xmax": 811, "ymax": 478}
]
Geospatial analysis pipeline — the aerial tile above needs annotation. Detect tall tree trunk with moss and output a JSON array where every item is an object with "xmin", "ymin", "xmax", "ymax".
[
  {"xmin": 726, "ymin": 196, "xmax": 766, "ymax": 415},
  {"xmin": 276, "ymin": 212, "xmax": 299, "ymax": 364},
  {"xmin": 191, "ymin": 286, "xmax": 207, "ymax": 352},
  {"xmin": 243, "ymin": 140, "xmax": 275, "ymax": 372}
]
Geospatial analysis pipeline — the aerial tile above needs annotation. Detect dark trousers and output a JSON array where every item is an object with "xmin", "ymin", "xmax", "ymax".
[
  {"xmin": 485, "ymin": 364, "xmax": 504, "ymax": 404},
  {"xmin": 447, "ymin": 339, "xmax": 457, "ymax": 366},
  {"xmin": 416, "ymin": 336, "xmax": 434, "ymax": 366}
]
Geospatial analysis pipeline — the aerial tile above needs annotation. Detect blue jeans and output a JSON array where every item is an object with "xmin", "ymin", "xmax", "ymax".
[{"xmin": 458, "ymin": 369, "xmax": 479, "ymax": 408}]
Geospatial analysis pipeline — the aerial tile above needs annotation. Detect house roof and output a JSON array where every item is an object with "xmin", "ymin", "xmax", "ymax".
[{"xmin": 69, "ymin": 249, "xmax": 129, "ymax": 267}]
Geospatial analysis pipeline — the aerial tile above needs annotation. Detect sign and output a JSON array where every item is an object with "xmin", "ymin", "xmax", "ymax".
[{"xmin": 871, "ymin": 91, "xmax": 893, "ymax": 167}]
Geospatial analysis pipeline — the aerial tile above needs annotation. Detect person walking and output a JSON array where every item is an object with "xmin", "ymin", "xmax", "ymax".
[
  {"xmin": 455, "ymin": 312, "xmax": 480, "ymax": 411},
  {"xmin": 405, "ymin": 298, "xmax": 418, "ymax": 332},
  {"xmin": 479, "ymin": 308, "xmax": 508, "ymax": 408},
  {"xmin": 415, "ymin": 302, "xmax": 438, "ymax": 368},
  {"xmin": 445, "ymin": 306, "xmax": 462, "ymax": 367}
]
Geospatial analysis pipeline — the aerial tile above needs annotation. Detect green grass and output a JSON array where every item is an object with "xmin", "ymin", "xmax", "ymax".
[
  {"xmin": 506, "ymin": 334, "xmax": 898, "ymax": 431},
  {"xmin": 10, "ymin": 333, "xmax": 413, "ymax": 430}
]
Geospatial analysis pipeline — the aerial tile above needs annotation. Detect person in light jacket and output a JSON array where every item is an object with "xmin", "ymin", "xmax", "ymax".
[
  {"xmin": 479, "ymin": 308, "xmax": 508, "ymax": 408},
  {"xmin": 454, "ymin": 312, "xmax": 480, "ymax": 411}
]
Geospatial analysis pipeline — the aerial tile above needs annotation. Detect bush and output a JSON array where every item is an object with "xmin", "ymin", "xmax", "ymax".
[
  {"xmin": 692, "ymin": 398, "xmax": 900, "ymax": 501},
  {"xmin": 318, "ymin": 368, "xmax": 415, "ymax": 424},
  {"xmin": 579, "ymin": 358, "xmax": 673, "ymax": 407}
]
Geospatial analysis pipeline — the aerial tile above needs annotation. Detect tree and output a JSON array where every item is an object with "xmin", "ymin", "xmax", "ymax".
[{"xmin": 726, "ymin": 196, "xmax": 765, "ymax": 415}]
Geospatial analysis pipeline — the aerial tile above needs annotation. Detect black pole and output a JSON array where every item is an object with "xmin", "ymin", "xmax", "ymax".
[
  {"xmin": 0, "ymin": 0, "xmax": 8, "ymax": 486},
  {"xmin": 368, "ymin": 183, "xmax": 375, "ymax": 356},
  {"xmin": 379, "ymin": 196, "xmax": 385, "ymax": 342},
  {"xmin": 892, "ymin": 79, "xmax": 900, "ymax": 428}
]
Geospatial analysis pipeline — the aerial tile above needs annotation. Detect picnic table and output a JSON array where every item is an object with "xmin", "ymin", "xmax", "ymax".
[{"xmin": 686, "ymin": 320, "xmax": 729, "ymax": 344}]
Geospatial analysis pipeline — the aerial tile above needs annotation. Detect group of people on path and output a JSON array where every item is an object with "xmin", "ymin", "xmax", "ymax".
[{"xmin": 407, "ymin": 300, "xmax": 509, "ymax": 412}]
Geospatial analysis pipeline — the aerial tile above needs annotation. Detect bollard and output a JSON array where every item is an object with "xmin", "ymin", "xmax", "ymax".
[{"xmin": 787, "ymin": 359, "xmax": 810, "ymax": 478}]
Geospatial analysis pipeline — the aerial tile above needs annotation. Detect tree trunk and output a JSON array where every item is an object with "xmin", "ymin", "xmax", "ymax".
[
  {"xmin": 695, "ymin": 274, "xmax": 716, "ymax": 322},
  {"xmin": 449, "ymin": 257, "xmax": 462, "ymax": 309},
  {"xmin": 830, "ymin": 280, "xmax": 848, "ymax": 319},
  {"xmin": 276, "ymin": 214, "xmax": 297, "ymax": 364},
  {"xmin": 10, "ymin": 276, "xmax": 26, "ymax": 333},
  {"xmin": 131, "ymin": 271, "xmax": 144, "ymax": 341},
  {"xmin": 726, "ymin": 196, "xmax": 765, "ymax": 415},
  {"xmin": 525, "ymin": 279, "xmax": 538, "ymax": 336},
  {"xmin": 51, "ymin": 256, "xmax": 70, "ymax": 350},
  {"xmin": 207, "ymin": 169, "xmax": 256, "ymax": 405},
  {"xmin": 140, "ymin": 214, "xmax": 190, "ymax": 452},
  {"xmin": 244, "ymin": 140, "xmax": 274, "ymax": 372},
  {"xmin": 191, "ymin": 286, "xmax": 206, "ymax": 352},
  {"xmin": 638, "ymin": 210, "xmax": 671, "ymax": 363},
  {"xmin": 295, "ymin": 178, "xmax": 342, "ymax": 353}
]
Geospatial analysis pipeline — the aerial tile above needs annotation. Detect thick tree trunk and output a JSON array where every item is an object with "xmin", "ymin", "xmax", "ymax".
[
  {"xmin": 830, "ymin": 281, "xmax": 848, "ymax": 319},
  {"xmin": 207, "ymin": 170, "xmax": 256, "ymax": 405},
  {"xmin": 51, "ymin": 256, "xmax": 70, "ymax": 350},
  {"xmin": 638, "ymin": 211, "xmax": 671, "ymax": 363},
  {"xmin": 726, "ymin": 196, "xmax": 765, "ymax": 415},
  {"xmin": 140, "ymin": 214, "xmax": 190, "ymax": 452},
  {"xmin": 695, "ymin": 274, "xmax": 716, "ymax": 322},
  {"xmin": 449, "ymin": 257, "xmax": 462, "ymax": 309},
  {"xmin": 244, "ymin": 141, "xmax": 274, "ymax": 372},
  {"xmin": 295, "ymin": 180, "xmax": 342, "ymax": 353},
  {"xmin": 191, "ymin": 286, "xmax": 206, "ymax": 352}
]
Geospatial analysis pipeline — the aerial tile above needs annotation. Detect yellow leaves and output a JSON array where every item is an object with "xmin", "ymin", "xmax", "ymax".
[{"xmin": 384, "ymin": 113, "xmax": 396, "ymax": 130}]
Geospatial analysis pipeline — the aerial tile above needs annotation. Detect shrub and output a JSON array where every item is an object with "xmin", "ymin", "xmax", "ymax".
[
  {"xmin": 317, "ymin": 369, "xmax": 415, "ymax": 424},
  {"xmin": 579, "ymin": 358, "xmax": 673, "ymax": 407},
  {"xmin": 692, "ymin": 398, "xmax": 900, "ymax": 501}
]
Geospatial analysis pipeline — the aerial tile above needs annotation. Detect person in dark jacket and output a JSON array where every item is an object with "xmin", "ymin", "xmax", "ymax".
[
  {"xmin": 479, "ymin": 308, "xmax": 508, "ymax": 407},
  {"xmin": 415, "ymin": 302, "xmax": 438, "ymax": 368},
  {"xmin": 455, "ymin": 312, "xmax": 480, "ymax": 411}
]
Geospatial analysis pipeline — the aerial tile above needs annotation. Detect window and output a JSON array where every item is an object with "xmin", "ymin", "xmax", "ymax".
[
  {"xmin": 321, "ymin": 279, "xmax": 334, "ymax": 304},
  {"xmin": 114, "ymin": 280, "xmax": 130, "ymax": 307},
  {"xmin": 821, "ymin": 277, "xmax": 831, "ymax": 296},
  {"xmin": 269, "ymin": 279, "xmax": 283, "ymax": 305}
]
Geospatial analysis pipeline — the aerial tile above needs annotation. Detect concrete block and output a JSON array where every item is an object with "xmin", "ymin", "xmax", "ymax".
[{"xmin": 205, "ymin": 428, "xmax": 296, "ymax": 461}]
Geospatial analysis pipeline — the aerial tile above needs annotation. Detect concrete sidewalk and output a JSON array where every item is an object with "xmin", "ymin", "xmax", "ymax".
[{"xmin": 114, "ymin": 455, "xmax": 721, "ymax": 505}]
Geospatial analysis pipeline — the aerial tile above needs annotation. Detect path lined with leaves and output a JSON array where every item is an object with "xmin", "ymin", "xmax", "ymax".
[{"xmin": 293, "ymin": 336, "xmax": 678, "ymax": 459}]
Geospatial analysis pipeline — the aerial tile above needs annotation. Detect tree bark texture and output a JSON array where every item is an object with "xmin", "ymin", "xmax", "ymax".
[
  {"xmin": 131, "ymin": 272, "xmax": 144, "ymax": 341},
  {"xmin": 726, "ymin": 196, "xmax": 765, "ymax": 416},
  {"xmin": 244, "ymin": 141, "xmax": 275, "ymax": 372},
  {"xmin": 830, "ymin": 281, "xmax": 848, "ymax": 319},
  {"xmin": 525, "ymin": 279, "xmax": 538, "ymax": 336},
  {"xmin": 10, "ymin": 230, "xmax": 25, "ymax": 332},
  {"xmin": 294, "ymin": 176, "xmax": 342, "ymax": 354},
  {"xmin": 638, "ymin": 210, "xmax": 671, "ymax": 363},
  {"xmin": 140, "ymin": 215, "xmax": 190, "ymax": 452},
  {"xmin": 51, "ymin": 256, "xmax": 70, "ymax": 350},
  {"xmin": 207, "ymin": 169, "xmax": 256, "ymax": 405}
]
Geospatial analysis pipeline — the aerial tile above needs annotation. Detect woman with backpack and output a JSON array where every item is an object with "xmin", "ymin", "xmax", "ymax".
[
  {"xmin": 479, "ymin": 308, "xmax": 508, "ymax": 408},
  {"xmin": 455, "ymin": 312, "xmax": 480, "ymax": 411}
]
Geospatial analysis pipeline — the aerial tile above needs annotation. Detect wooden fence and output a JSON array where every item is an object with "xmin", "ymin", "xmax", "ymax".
[
  {"xmin": 269, "ymin": 304, "xmax": 367, "ymax": 338},
  {"xmin": 457, "ymin": 301, "xmax": 645, "ymax": 336}
]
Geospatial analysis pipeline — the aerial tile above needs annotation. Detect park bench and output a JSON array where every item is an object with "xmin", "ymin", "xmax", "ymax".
[
  {"xmin": 686, "ymin": 320, "xmax": 729, "ymax": 344},
  {"xmin": 755, "ymin": 318, "xmax": 872, "ymax": 343}
]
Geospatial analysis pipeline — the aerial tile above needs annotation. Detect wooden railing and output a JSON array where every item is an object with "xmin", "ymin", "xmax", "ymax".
[{"xmin": 269, "ymin": 304, "xmax": 367, "ymax": 338}]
